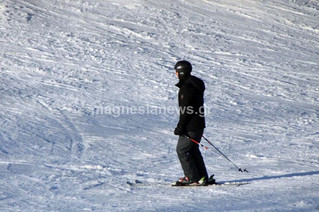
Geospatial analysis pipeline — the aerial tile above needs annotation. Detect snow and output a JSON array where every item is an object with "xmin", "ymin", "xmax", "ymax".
[{"xmin": 0, "ymin": 0, "xmax": 318, "ymax": 211}]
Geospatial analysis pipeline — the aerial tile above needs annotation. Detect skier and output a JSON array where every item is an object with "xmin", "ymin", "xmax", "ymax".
[{"xmin": 172, "ymin": 60, "xmax": 210, "ymax": 186}]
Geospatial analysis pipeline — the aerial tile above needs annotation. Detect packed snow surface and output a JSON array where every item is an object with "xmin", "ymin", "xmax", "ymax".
[{"xmin": 0, "ymin": 0, "xmax": 318, "ymax": 211}]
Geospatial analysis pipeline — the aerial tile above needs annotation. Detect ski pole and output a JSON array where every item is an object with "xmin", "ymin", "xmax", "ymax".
[
  {"xmin": 202, "ymin": 135, "xmax": 248, "ymax": 173},
  {"xmin": 183, "ymin": 135, "xmax": 208, "ymax": 150}
]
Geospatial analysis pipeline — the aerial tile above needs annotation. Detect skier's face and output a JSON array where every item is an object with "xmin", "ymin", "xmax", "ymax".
[{"xmin": 175, "ymin": 71, "xmax": 179, "ymax": 79}]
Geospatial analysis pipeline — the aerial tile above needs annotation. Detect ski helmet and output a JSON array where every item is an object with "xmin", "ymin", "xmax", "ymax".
[{"xmin": 174, "ymin": 60, "xmax": 192, "ymax": 78}]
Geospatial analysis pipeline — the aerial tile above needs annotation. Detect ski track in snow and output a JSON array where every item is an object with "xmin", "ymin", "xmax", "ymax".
[{"xmin": 0, "ymin": 0, "xmax": 319, "ymax": 211}]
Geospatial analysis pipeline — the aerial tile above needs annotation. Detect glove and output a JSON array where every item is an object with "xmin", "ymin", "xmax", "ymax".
[{"xmin": 174, "ymin": 127, "xmax": 185, "ymax": 136}]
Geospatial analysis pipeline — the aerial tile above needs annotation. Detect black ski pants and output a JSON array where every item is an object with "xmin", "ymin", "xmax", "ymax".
[{"xmin": 176, "ymin": 130, "xmax": 208, "ymax": 182}]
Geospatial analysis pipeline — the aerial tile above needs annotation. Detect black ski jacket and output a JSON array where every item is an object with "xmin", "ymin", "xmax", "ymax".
[{"xmin": 175, "ymin": 75, "xmax": 206, "ymax": 132}]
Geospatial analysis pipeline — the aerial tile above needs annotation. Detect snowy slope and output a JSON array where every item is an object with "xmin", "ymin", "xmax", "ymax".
[{"xmin": 0, "ymin": 0, "xmax": 319, "ymax": 211}]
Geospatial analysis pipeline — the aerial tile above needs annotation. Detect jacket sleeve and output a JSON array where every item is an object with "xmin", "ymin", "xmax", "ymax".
[{"xmin": 177, "ymin": 86, "xmax": 194, "ymax": 130}]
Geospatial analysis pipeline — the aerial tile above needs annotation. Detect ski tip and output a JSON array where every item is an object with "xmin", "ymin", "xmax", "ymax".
[{"xmin": 220, "ymin": 181, "xmax": 249, "ymax": 186}]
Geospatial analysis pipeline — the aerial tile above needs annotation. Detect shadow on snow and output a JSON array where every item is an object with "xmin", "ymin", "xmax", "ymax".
[{"xmin": 222, "ymin": 170, "xmax": 319, "ymax": 184}]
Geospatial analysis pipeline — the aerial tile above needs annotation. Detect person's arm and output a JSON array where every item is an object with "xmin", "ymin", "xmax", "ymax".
[{"xmin": 176, "ymin": 86, "xmax": 194, "ymax": 131}]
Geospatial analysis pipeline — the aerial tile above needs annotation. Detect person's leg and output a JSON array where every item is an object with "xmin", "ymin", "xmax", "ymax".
[
  {"xmin": 188, "ymin": 130, "xmax": 208, "ymax": 181},
  {"xmin": 176, "ymin": 135, "xmax": 200, "ymax": 182}
]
